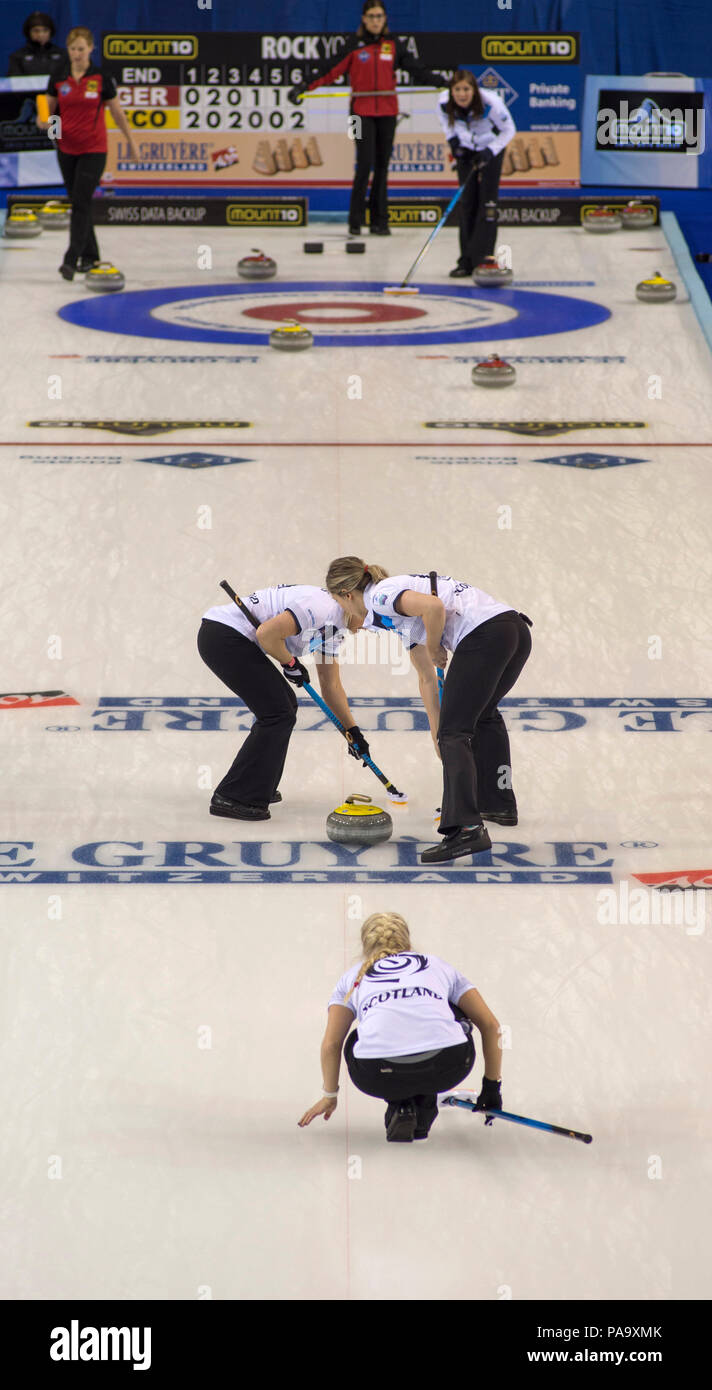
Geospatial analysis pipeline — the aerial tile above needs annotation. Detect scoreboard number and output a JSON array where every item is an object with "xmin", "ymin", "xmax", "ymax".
[{"xmin": 180, "ymin": 84, "xmax": 304, "ymax": 131}]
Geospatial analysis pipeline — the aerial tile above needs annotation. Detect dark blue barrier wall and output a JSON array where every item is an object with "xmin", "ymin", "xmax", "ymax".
[{"xmin": 2, "ymin": 1, "xmax": 710, "ymax": 79}]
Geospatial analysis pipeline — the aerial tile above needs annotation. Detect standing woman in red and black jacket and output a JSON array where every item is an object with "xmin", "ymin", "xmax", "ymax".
[
  {"xmin": 289, "ymin": 4, "xmax": 448, "ymax": 236},
  {"xmin": 38, "ymin": 26, "xmax": 137, "ymax": 280}
]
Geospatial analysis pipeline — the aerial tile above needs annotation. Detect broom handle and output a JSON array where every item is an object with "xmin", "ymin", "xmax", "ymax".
[{"xmin": 299, "ymin": 87, "xmax": 440, "ymax": 99}]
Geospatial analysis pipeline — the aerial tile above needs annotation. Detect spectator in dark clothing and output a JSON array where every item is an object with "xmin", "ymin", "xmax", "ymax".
[{"xmin": 7, "ymin": 12, "xmax": 67, "ymax": 79}]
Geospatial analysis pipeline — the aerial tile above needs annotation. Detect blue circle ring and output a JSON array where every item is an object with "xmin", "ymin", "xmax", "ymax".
[{"xmin": 57, "ymin": 279, "xmax": 610, "ymax": 347}]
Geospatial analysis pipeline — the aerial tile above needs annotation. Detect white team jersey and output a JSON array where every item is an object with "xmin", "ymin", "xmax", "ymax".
[
  {"xmin": 203, "ymin": 585, "xmax": 347, "ymax": 659},
  {"xmin": 437, "ymin": 88, "xmax": 516, "ymax": 155},
  {"xmin": 329, "ymin": 952, "xmax": 474, "ymax": 1058},
  {"xmin": 364, "ymin": 573, "xmax": 513, "ymax": 653}
]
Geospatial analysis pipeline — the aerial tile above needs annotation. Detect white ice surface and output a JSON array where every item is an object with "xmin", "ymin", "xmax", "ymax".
[{"xmin": 0, "ymin": 217, "xmax": 711, "ymax": 1300}]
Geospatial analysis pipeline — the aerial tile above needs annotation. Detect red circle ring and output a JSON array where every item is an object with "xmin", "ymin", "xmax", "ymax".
[{"xmin": 242, "ymin": 299, "xmax": 426, "ymax": 325}]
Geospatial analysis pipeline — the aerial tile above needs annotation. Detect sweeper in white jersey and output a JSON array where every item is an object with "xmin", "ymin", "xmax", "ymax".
[
  {"xmin": 325, "ymin": 557, "xmax": 532, "ymax": 863},
  {"xmin": 198, "ymin": 584, "xmax": 370, "ymax": 820},
  {"xmin": 437, "ymin": 67, "xmax": 516, "ymax": 278}
]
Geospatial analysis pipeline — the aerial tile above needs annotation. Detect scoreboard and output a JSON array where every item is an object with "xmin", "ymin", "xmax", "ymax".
[
  {"xmin": 102, "ymin": 31, "xmax": 353, "ymax": 140},
  {"xmin": 100, "ymin": 31, "xmax": 581, "ymax": 187}
]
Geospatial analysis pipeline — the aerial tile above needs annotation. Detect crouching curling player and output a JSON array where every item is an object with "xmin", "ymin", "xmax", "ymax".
[{"xmin": 298, "ymin": 912, "xmax": 502, "ymax": 1143}]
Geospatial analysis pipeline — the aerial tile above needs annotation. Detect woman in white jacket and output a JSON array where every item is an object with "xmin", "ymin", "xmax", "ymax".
[
  {"xmin": 437, "ymin": 68, "xmax": 516, "ymax": 277},
  {"xmin": 298, "ymin": 911, "xmax": 503, "ymax": 1144}
]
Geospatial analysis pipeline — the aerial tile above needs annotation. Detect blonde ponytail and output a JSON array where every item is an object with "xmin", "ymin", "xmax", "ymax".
[
  {"xmin": 344, "ymin": 911, "xmax": 411, "ymax": 1003},
  {"xmin": 325, "ymin": 555, "xmax": 389, "ymax": 595}
]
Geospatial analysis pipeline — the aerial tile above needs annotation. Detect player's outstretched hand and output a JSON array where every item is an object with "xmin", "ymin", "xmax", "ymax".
[{"xmin": 298, "ymin": 1097, "xmax": 338, "ymax": 1126}]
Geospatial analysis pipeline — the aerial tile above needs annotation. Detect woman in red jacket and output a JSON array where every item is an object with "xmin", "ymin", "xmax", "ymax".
[
  {"xmin": 289, "ymin": 4, "xmax": 448, "ymax": 236},
  {"xmin": 39, "ymin": 25, "xmax": 136, "ymax": 279}
]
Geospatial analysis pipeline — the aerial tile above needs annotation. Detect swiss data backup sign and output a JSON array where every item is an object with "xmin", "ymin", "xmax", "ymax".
[
  {"xmin": 581, "ymin": 75, "xmax": 712, "ymax": 187},
  {"xmin": 100, "ymin": 31, "xmax": 581, "ymax": 188}
]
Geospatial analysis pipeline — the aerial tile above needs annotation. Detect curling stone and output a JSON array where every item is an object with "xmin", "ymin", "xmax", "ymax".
[
  {"xmin": 326, "ymin": 793, "xmax": 393, "ymax": 847},
  {"xmin": 269, "ymin": 320, "xmax": 314, "ymax": 351},
  {"xmin": 471, "ymin": 354, "xmax": 516, "ymax": 388},
  {"xmin": 582, "ymin": 206, "xmax": 622, "ymax": 233},
  {"xmin": 84, "ymin": 261, "xmax": 125, "ymax": 292},
  {"xmin": 473, "ymin": 256, "xmax": 513, "ymax": 287},
  {"xmin": 635, "ymin": 271, "xmax": 676, "ymax": 303},
  {"xmin": 345, "ymin": 241, "xmax": 365, "ymax": 254},
  {"xmin": 620, "ymin": 200, "xmax": 656, "ymax": 230},
  {"xmin": 237, "ymin": 248, "xmax": 277, "ymax": 280},
  {"xmin": 38, "ymin": 199, "xmax": 71, "ymax": 230},
  {"xmin": 3, "ymin": 207, "xmax": 42, "ymax": 239},
  {"xmin": 303, "ymin": 241, "xmax": 324, "ymax": 253}
]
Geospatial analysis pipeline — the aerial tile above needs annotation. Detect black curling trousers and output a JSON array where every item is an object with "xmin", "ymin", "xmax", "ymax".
[
  {"xmin": 197, "ymin": 618, "xmax": 297, "ymax": 806},
  {"xmin": 56, "ymin": 150, "xmax": 105, "ymax": 266},
  {"xmin": 350, "ymin": 114, "xmax": 397, "ymax": 230},
  {"xmin": 438, "ymin": 611, "xmax": 532, "ymax": 835},
  {"xmin": 455, "ymin": 150, "xmax": 504, "ymax": 270},
  {"xmin": 345, "ymin": 1031, "xmax": 475, "ymax": 1134}
]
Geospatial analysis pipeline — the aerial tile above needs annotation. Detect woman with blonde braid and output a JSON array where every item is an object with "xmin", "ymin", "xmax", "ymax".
[
  {"xmin": 298, "ymin": 912, "xmax": 502, "ymax": 1143},
  {"xmin": 325, "ymin": 556, "xmax": 532, "ymax": 864}
]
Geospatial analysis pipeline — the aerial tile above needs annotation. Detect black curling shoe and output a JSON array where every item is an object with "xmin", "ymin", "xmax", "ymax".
[
  {"xmin": 449, "ymin": 264, "xmax": 472, "ymax": 277},
  {"xmin": 414, "ymin": 1094, "xmax": 438, "ymax": 1139},
  {"xmin": 420, "ymin": 824, "xmax": 492, "ymax": 863},
  {"xmin": 58, "ymin": 262, "xmax": 75, "ymax": 281},
  {"xmin": 269, "ymin": 790, "xmax": 282, "ymax": 804},
  {"xmin": 385, "ymin": 1100, "xmax": 417, "ymax": 1142},
  {"xmin": 209, "ymin": 793, "xmax": 270, "ymax": 821}
]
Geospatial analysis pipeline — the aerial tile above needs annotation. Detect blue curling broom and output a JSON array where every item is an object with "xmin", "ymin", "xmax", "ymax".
[
  {"xmin": 219, "ymin": 580, "xmax": 407, "ymax": 804},
  {"xmin": 441, "ymin": 1092, "xmax": 593, "ymax": 1144}
]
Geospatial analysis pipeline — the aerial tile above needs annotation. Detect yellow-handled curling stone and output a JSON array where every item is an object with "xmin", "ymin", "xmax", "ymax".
[
  {"xmin": 269, "ymin": 320, "xmax": 314, "ymax": 351},
  {"xmin": 3, "ymin": 206, "xmax": 42, "ymax": 238},
  {"xmin": 85, "ymin": 261, "xmax": 125, "ymax": 292},
  {"xmin": 635, "ymin": 270, "xmax": 676, "ymax": 302},
  {"xmin": 326, "ymin": 793, "xmax": 393, "ymax": 846},
  {"xmin": 38, "ymin": 200, "xmax": 71, "ymax": 229}
]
